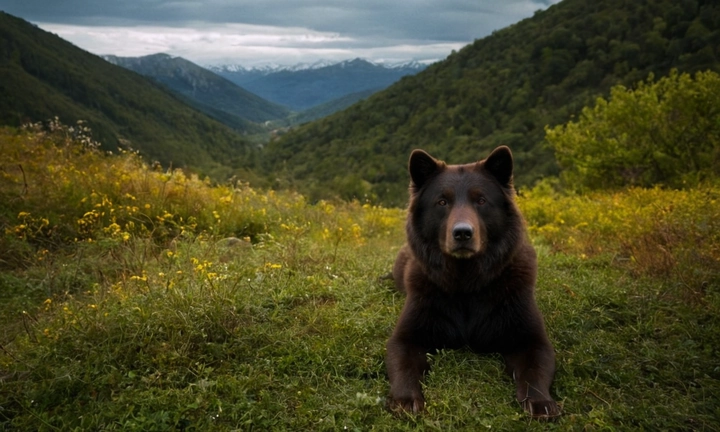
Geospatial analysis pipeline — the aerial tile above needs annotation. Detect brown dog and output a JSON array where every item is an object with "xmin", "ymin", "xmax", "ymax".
[{"xmin": 386, "ymin": 146, "xmax": 560, "ymax": 419}]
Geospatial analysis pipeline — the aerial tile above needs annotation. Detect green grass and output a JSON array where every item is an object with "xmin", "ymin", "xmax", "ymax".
[
  {"xmin": 2, "ymin": 236, "xmax": 719, "ymax": 430},
  {"xmin": 1, "ymin": 125, "xmax": 719, "ymax": 430}
]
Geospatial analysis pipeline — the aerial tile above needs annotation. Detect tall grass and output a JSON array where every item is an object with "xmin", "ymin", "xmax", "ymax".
[
  {"xmin": 1, "ymin": 123, "xmax": 718, "ymax": 430},
  {"xmin": 519, "ymin": 179, "xmax": 720, "ymax": 301}
]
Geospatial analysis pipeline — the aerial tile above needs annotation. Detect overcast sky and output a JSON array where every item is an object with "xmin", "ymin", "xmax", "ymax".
[{"xmin": 2, "ymin": 0, "xmax": 562, "ymax": 67}]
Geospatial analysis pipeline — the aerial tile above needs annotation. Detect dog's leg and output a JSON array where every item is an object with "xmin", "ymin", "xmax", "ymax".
[
  {"xmin": 385, "ymin": 336, "xmax": 429, "ymax": 414},
  {"xmin": 503, "ymin": 343, "xmax": 560, "ymax": 419}
]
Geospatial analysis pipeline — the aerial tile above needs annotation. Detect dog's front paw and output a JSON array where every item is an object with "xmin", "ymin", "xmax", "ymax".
[
  {"xmin": 521, "ymin": 398, "xmax": 561, "ymax": 420},
  {"xmin": 387, "ymin": 394, "xmax": 425, "ymax": 415}
]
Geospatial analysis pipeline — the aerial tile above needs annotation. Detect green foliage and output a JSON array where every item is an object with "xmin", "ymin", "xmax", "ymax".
[
  {"xmin": 547, "ymin": 70, "xmax": 720, "ymax": 190},
  {"xmin": 264, "ymin": 0, "xmax": 720, "ymax": 205},
  {"xmin": 1, "ymin": 123, "xmax": 719, "ymax": 430}
]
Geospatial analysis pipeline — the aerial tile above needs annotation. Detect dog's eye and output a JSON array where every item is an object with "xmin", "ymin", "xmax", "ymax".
[
  {"xmin": 477, "ymin": 197, "xmax": 487, "ymax": 205},
  {"xmin": 437, "ymin": 199, "xmax": 448, "ymax": 206}
]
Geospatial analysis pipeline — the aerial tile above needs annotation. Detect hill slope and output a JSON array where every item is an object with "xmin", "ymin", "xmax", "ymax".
[
  {"xmin": 103, "ymin": 54, "xmax": 291, "ymax": 124},
  {"xmin": 265, "ymin": 0, "xmax": 720, "ymax": 205},
  {"xmin": 284, "ymin": 89, "xmax": 378, "ymax": 126},
  {"xmin": 0, "ymin": 12, "xmax": 259, "ymax": 180}
]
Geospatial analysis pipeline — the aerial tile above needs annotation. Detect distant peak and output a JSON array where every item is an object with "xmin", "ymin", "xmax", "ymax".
[
  {"xmin": 206, "ymin": 58, "xmax": 428, "ymax": 74},
  {"xmin": 146, "ymin": 53, "xmax": 175, "ymax": 60}
]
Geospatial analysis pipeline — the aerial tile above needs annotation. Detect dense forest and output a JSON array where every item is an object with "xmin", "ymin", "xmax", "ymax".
[{"xmin": 264, "ymin": 0, "xmax": 720, "ymax": 205}]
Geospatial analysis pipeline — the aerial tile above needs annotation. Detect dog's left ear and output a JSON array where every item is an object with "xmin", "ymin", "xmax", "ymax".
[
  {"xmin": 483, "ymin": 146, "xmax": 513, "ymax": 187},
  {"xmin": 409, "ymin": 149, "xmax": 444, "ymax": 189}
]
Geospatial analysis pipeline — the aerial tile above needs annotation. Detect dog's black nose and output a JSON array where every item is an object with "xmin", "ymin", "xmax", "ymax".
[{"xmin": 452, "ymin": 223, "xmax": 474, "ymax": 241}]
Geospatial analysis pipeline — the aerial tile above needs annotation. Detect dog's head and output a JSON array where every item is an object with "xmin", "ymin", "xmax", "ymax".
[{"xmin": 407, "ymin": 146, "xmax": 516, "ymax": 259}]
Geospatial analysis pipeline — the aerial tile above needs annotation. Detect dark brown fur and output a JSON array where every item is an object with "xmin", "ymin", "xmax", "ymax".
[{"xmin": 386, "ymin": 146, "xmax": 560, "ymax": 419}]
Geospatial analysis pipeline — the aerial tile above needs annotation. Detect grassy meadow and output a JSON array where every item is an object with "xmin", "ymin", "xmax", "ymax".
[{"xmin": 1, "ymin": 122, "xmax": 719, "ymax": 430}]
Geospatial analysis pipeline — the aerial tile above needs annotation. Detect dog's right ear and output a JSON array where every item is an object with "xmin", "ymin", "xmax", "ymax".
[
  {"xmin": 483, "ymin": 145, "xmax": 514, "ymax": 188},
  {"xmin": 409, "ymin": 150, "xmax": 443, "ymax": 189}
]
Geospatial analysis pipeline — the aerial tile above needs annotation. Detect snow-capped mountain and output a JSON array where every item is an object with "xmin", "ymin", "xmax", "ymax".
[
  {"xmin": 207, "ymin": 58, "xmax": 428, "ymax": 110},
  {"xmin": 206, "ymin": 58, "xmax": 427, "ymax": 75}
]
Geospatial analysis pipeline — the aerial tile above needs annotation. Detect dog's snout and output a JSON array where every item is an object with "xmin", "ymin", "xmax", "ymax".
[{"xmin": 452, "ymin": 223, "xmax": 474, "ymax": 242}]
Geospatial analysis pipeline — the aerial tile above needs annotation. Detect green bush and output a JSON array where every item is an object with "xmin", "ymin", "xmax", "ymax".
[{"xmin": 546, "ymin": 70, "xmax": 720, "ymax": 190}]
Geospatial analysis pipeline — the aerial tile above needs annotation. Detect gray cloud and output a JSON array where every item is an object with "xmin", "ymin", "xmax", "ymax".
[{"xmin": 1, "ymin": 0, "xmax": 562, "ymax": 66}]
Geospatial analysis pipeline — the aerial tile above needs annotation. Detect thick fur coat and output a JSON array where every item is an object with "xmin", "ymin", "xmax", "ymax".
[{"xmin": 386, "ymin": 146, "xmax": 560, "ymax": 419}]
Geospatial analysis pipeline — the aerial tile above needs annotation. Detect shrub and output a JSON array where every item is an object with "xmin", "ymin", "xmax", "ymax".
[{"xmin": 546, "ymin": 70, "xmax": 720, "ymax": 190}]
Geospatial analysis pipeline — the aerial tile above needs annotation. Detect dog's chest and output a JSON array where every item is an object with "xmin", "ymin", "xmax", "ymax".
[{"xmin": 427, "ymin": 292, "xmax": 510, "ymax": 350}]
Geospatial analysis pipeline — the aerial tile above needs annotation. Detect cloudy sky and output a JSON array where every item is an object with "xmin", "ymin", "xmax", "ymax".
[{"xmin": 2, "ymin": 0, "xmax": 562, "ymax": 67}]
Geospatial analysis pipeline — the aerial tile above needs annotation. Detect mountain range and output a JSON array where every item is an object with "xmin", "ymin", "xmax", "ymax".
[
  {"xmin": 105, "ymin": 55, "xmax": 426, "ymax": 129},
  {"xmin": 209, "ymin": 59, "xmax": 426, "ymax": 75},
  {"xmin": 209, "ymin": 58, "xmax": 428, "ymax": 111},
  {"xmin": 102, "ymin": 53, "xmax": 290, "ymax": 129}
]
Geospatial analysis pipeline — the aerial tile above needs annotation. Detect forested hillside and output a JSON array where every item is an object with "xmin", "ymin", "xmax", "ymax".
[
  {"xmin": 265, "ymin": 0, "xmax": 719, "ymax": 205},
  {"xmin": 281, "ymin": 89, "xmax": 377, "ymax": 126},
  {"xmin": 0, "ymin": 12, "xmax": 260, "ymax": 181}
]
